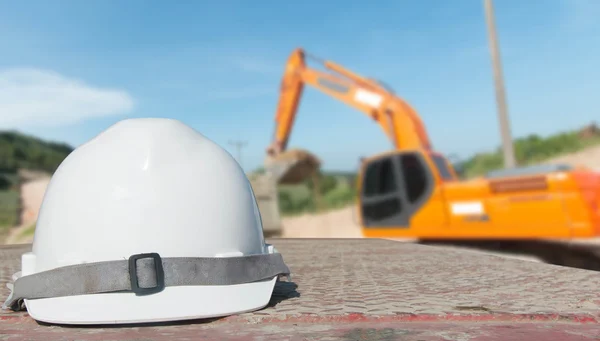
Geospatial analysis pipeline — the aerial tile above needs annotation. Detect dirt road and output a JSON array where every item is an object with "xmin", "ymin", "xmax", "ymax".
[
  {"xmin": 282, "ymin": 207, "xmax": 362, "ymax": 238},
  {"xmin": 545, "ymin": 145, "xmax": 600, "ymax": 170},
  {"xmin": 4, "ymin": 176, "xmax": 50, "ymax": 244}
]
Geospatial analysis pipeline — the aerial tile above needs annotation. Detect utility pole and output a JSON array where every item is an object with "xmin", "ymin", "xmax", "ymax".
[
  {"xmin": 229, "ymin": 140, "xmax": 248, "ymax": 169},
  {"xmin": 484, "ymin": 0, "xmax": 516, "ymax": 168}
]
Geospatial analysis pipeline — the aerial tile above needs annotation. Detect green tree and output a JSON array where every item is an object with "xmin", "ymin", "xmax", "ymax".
[
  {"xmin": 459, "ymin": 128, "xmax": 600, "ymax": 178},
  {"xmin": 0, "ymin": 131, "xmax": 73, "ymax": 173}
]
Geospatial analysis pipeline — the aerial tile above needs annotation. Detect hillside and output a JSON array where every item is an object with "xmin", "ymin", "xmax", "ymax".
[
  {"xmin": 456, "ymin": 124, "xmax": 600, "ymax": 178},
  {"xmin": 0, "ymin": 131, "xmax": 74, "ymax": 241},
  {"xmin": 0, "ymin": 131, "xmax": 74, "ymax": 174}
]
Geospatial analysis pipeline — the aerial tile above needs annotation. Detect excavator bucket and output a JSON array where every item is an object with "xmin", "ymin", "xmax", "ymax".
[
  {"xmin": 249, "ymin": 149, "xmax": 321, "ymax": 237},
  {"xmin": 265, "ymin": 148, "xmax": 322, "ymax": 185}
]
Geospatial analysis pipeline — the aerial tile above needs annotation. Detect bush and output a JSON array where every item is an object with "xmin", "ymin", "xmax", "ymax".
[
  {"xmin": 278, "ymin": 188, "xmax": 316, "ymax": 215},
  {"xmin": 322, "ymin": 186, "xmax": 356, "ymax": 209},
  {"xmin": 278, "ymin": 174, "xmax": 356, "ymax": 216},
  {"xmin": 460, "ymin": 130, "xmax": 600, "ymax": 178},
  {"xmin": 305, "ymin": 172, "xmax": 339, "ymax": 195},
  {"xmin": 0, "ymin": 190, "xmax": 20, "ymax": 228},
  {"xmin": 0, "ymin": 175, "xmax": 10, "ymax": 191},
  {"xmin": 0, "ymin": 131, "xmax": 73, "ymax": 173}
]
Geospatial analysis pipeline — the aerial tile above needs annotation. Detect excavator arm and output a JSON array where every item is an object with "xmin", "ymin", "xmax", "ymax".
[{"xmin": 267, "ymin": 48, "xmax": 434, "ymax": 156}]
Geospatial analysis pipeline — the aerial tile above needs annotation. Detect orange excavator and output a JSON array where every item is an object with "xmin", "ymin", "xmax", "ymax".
[{"xmin": 266, "ymin": 48, "xmax": 600, "ymax": 240}]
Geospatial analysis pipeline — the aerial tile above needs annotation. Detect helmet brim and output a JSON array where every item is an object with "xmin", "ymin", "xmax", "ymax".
[{"xmin": 24, "ymin": 277, "xmax": 278, "ymax": 325}]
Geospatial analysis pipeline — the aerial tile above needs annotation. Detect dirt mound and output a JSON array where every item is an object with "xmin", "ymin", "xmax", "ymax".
[
  {"xmin": 578, "ymin": 122, "xmax": 600, "ymax": 139},
  {"xmin": 266, "ymin": 148, "xmax": 321, "ymax": 184}
]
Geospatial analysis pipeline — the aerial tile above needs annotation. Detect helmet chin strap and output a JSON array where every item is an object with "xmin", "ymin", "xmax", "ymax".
[{"xmin": 3, "ymin": 252, "xmax": 290, "ymax": 312}]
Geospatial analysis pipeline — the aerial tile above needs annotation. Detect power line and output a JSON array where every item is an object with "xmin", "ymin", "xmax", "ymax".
[
  {"xmin": 484, "ymin": 0, "xmax": 516, "ymax": 169},
  {"xmin": 229, "ymin": 140, "xmax": 248, "ymax": 169}
]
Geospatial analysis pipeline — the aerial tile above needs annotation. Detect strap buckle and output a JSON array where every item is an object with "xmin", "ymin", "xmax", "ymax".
[{"xmin": 128, "ymin": 253, "xmax": 165, "ymax": 296}]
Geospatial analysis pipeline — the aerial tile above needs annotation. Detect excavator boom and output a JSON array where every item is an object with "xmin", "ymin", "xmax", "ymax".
[{"xmin": 268, "ymin": 48, "xmax": 434, "ymax": 156}]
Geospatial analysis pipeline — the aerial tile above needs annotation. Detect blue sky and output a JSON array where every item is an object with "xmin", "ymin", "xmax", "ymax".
[{"xmin": 1, "ymin": 0, "xmax": 599, "ymax": 172}]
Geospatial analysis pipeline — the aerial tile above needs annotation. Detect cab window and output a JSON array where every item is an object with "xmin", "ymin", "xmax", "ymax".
[
  {"xmin": 361, "ymin": 156, "xmax": 403, "ymax": 222},
  {"xmin": 362, "ymin": 157, "xmax": 397, "ymax": 197},
  {"xmin": 399, "ymin": 154, "xmax": 428, "ymax": 204},
  {"xmin": 430, "ymin": 154, "xmax": 454, "ymax": 180}
]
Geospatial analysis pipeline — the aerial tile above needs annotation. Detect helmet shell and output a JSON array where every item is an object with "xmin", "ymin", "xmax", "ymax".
[{"xmin": 22, "ymin": 118, "xmax": 275, "ymax": 324}]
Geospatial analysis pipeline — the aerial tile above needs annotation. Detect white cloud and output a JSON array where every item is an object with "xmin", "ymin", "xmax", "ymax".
[{"xmin": 0, "ymin": 68, "xmax": 135, "ymax": 128}]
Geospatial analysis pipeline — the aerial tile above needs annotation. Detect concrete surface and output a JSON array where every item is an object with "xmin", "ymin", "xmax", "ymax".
[{"xmin": 2, "ymin": 239, "xmax": 600, "ymax": 340}]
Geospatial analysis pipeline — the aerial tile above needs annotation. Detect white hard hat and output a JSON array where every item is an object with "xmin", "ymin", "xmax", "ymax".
[{"xmin": 3, "ymin": 118, "xmax": 290, "ymax": 325}]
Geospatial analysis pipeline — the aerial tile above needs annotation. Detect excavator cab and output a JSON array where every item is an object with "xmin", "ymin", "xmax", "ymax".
[
  {"xmin": 358, "ymin": 150, "xmax": 457, "ymax": 237},
  {"xmin": 357, "ymin": 150, "xmax": 455, "ymax": 230}
]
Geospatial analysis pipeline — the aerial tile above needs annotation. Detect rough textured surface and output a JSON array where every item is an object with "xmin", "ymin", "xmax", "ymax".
[
  {"xmin": 2, "ymin": 239, "xmax": 600, "ymax": 340},
  {"xmin": 2, "ymin": 319, "xmax": 600, "ymax": 340}
]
